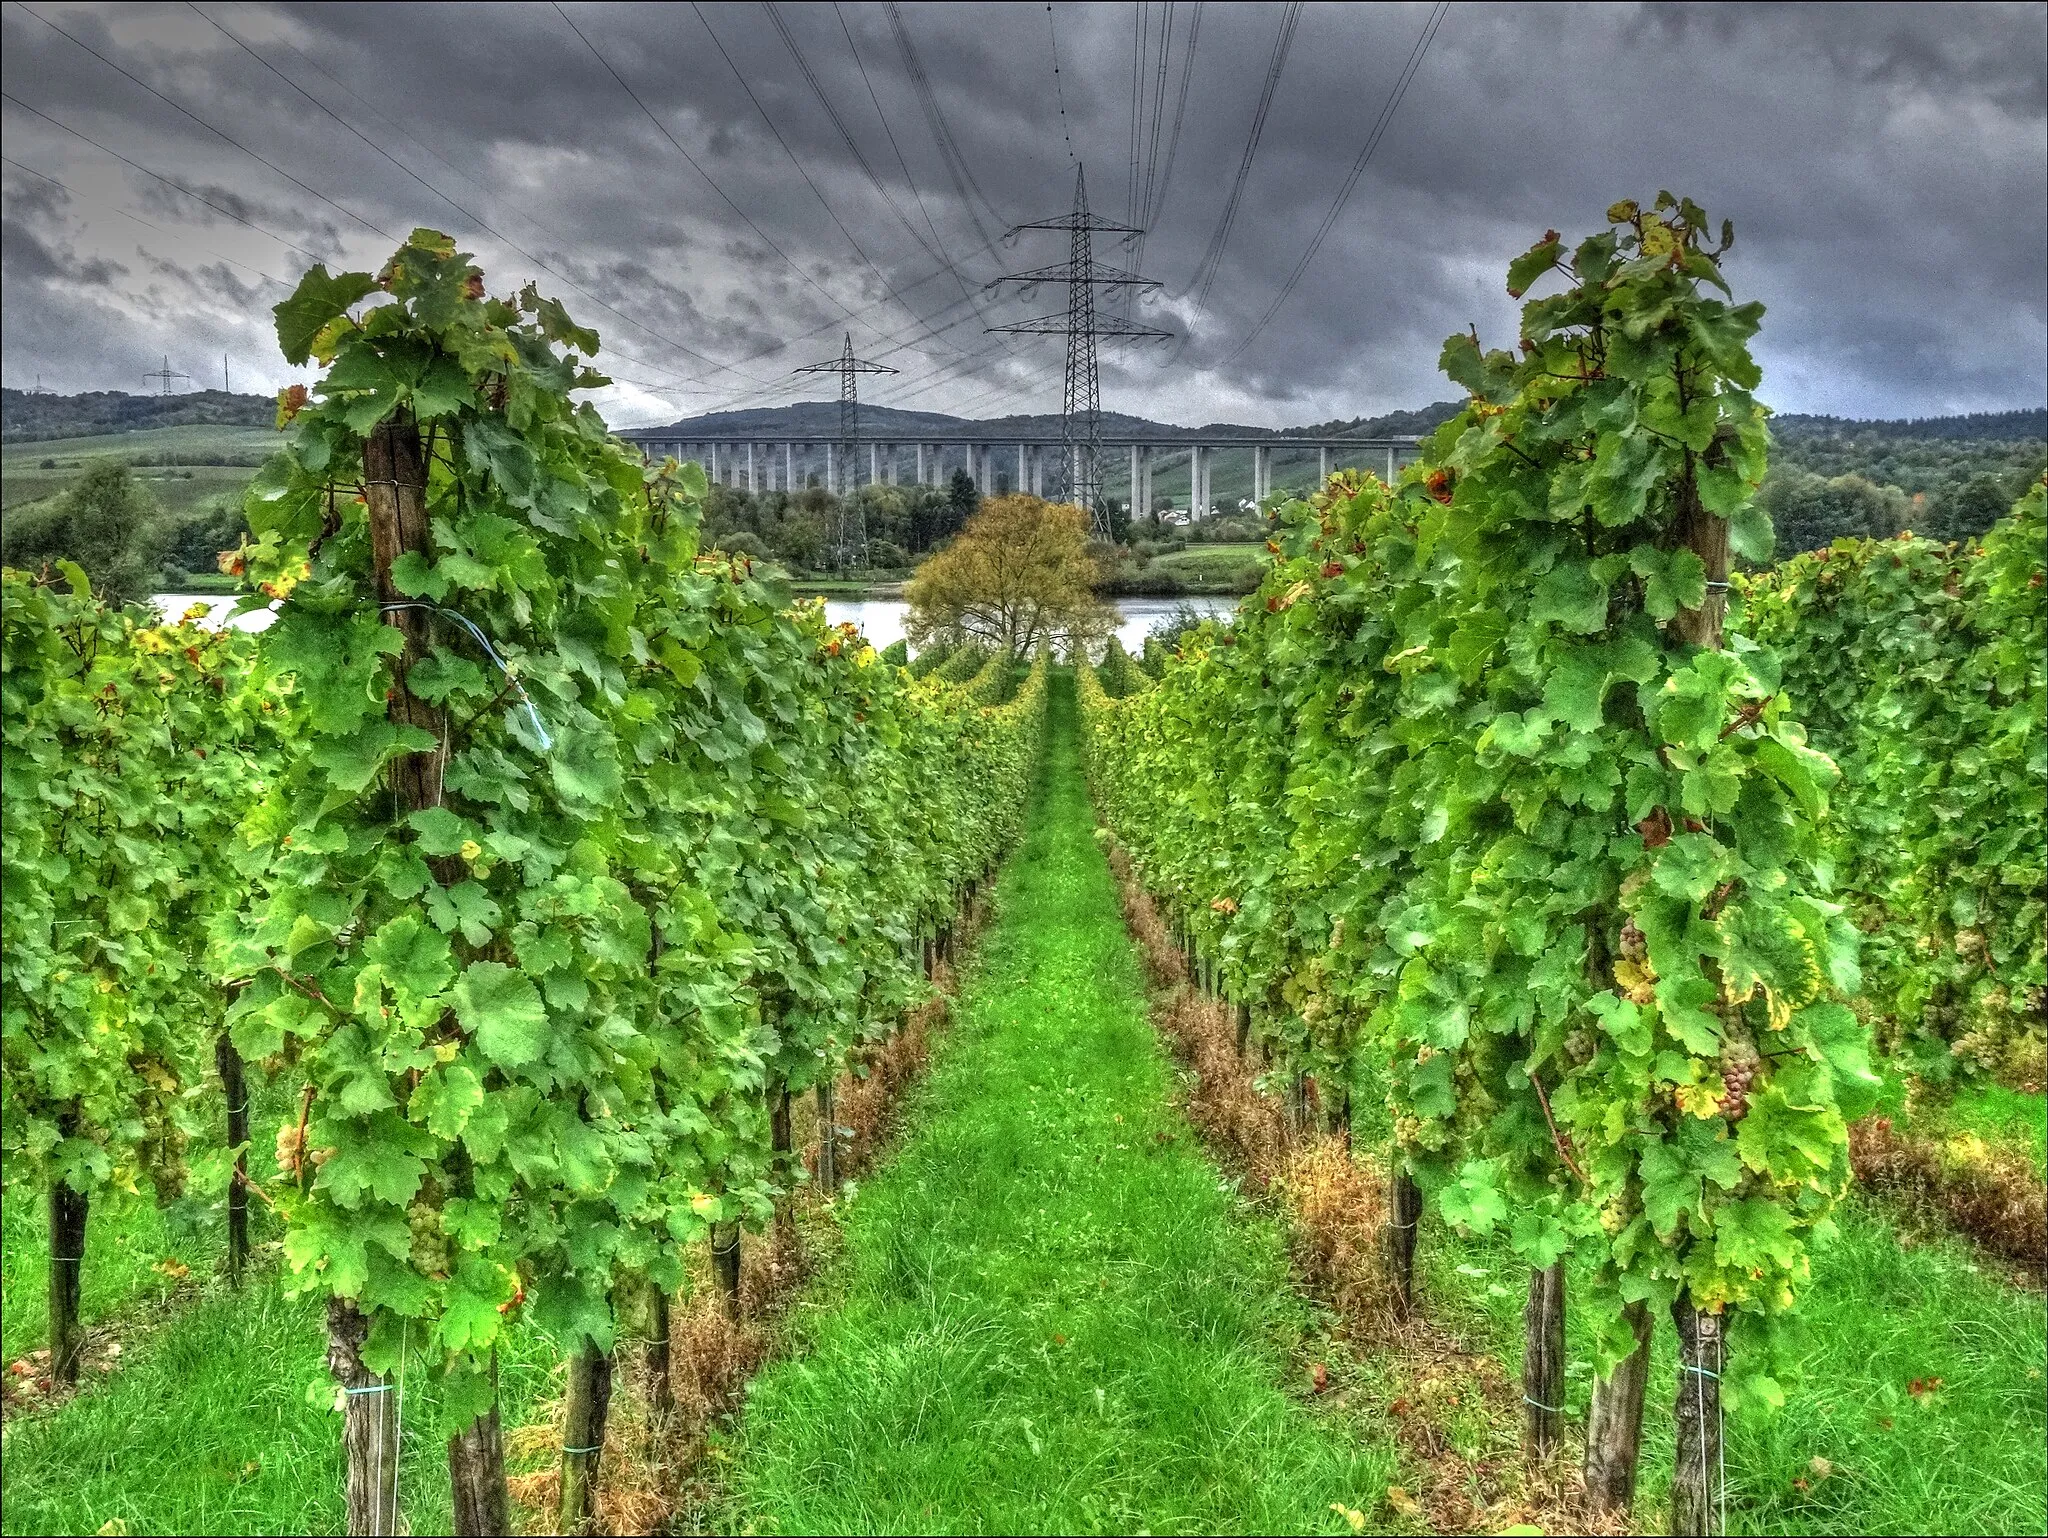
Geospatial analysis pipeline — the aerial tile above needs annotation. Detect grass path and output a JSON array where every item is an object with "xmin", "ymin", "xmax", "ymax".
[{"xmin": 722, "ymin": 671, "xmax": 1395, "ymax": 1535}]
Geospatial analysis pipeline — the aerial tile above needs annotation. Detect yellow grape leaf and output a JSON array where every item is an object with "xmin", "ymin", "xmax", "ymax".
[{"xmin": 1676, "ymin": 1079, "xmax": 1724, "ymax": 1119}]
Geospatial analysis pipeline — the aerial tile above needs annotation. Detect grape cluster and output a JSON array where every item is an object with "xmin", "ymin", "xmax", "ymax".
[
  {"xmin": 1719, "ymin": 1039, "xmax": 1760, "ymax": 1123},
  {"xmin": 407, "ymin": 1194, "xmax": 450, "ymax": 1277}
]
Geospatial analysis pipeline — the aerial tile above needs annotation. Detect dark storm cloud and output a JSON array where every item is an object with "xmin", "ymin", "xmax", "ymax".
[{"xmin": 1, "ymin": 1, "xmax": 2041, "ymax": 426}]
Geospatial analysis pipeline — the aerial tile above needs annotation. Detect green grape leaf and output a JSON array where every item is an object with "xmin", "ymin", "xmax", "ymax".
[
  {"xmin": 452, "ymin": 961, "xmax": 548, "ymax": 1067},
  {"xmin": 275, "ymin": 266, "xmax": 377, "ymax": 364}
]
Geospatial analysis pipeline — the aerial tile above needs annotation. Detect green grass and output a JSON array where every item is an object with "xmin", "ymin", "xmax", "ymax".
[
  {"xmin": 723, "ymin": 670, "xmax": 1397, "ymax": 1535},
  {"xmin": 3, "ymin": 424, "xmax": 274, "ymax": 527},
  {"xmin": 0, "ymin": 1277, "xmax": 566, "ymax": 1537},
  {"xmin": 1138, "ymin": 542, "xmax": 1267, "ymax": 594},
  {"xmin": 2, "ymin": 1075, "xmax": 306, "ymax": 1364},
  {"xmin": 1, "ymin": 425, "xmax": 279, "ymax": 468},
  {"xmin": 2, "ymin": 1183, "xmax": 190, "ymax": 1365},
  {"xmin": 3, "ymin": 466, "xmax": 256, "ymax": 519},
  {"xmin": 1419, "ymin": 1195, "xmax": 2046, "ymax": 1535},
  {"xmin": 0, "ymin": 1082, "xmax": 567, "ymax": 1536},
  {"xmin": 1886, "ymin": 1078, "xmax": 2048, "ymax": 1174}
]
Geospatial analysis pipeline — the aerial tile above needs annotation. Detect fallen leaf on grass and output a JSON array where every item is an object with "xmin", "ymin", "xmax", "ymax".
[
  {"xmin": 1330, "ymin": 1503, "xmax": 1366, "ymax": 1531},
  {"xmin": 1907, "ymin": 1375, "xmax": 1944, "ymax": 1398},
  {"xmin": 1386, "ymin": 1485, "xmax": 1422, "ymax": 1518}
]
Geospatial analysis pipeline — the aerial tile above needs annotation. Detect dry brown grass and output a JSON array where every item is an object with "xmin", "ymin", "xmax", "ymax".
[
  {"xmin": 1850, "ymin": 1115, "xmax": 2047, "ymax": 1283},
  {"xmin": 1101, "ymin": 828, "xmax": 1616, "ymax": 1537},
  {"xmin": 503, "ymin": 891, "xmax": 994, "ymax": 1534}
]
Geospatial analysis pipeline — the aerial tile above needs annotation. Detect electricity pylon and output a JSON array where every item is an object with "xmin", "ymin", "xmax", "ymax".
[
  {"xmin": 143, "ymin": 355, "xmax": 190, "ymax": 395},
  {"xmin": 793, "ymin": 334, "xmax": 898, "ymax": 569},
  {"xmin": 986, "ymin": 165, "xmax": 1170, "ymax": 539}
]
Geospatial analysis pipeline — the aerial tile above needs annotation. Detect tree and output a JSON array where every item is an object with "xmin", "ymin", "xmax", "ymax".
[
  {"xmin": 1757, "ymin": 468, "xmax": 1908, "ymax": 556},
  {"xmin": 1, "ymin": 462, "xmax": 166, "ymax": 603},
  {"xmin": 905, "ymin": 494, "xmax": 1113, "ymax": 655},
  {"xmin": 1936, "ymin": 470, "xmax": 2022, "ymax": 543},
  {"xmin": 945, "ymin": 466, "xmax": 979, "ymax": 534},
  {"xmin": 161, "ymin": 496, "xmax": 249, "ymax": 583}
]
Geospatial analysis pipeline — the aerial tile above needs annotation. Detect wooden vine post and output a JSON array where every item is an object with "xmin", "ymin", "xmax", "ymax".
[
  {"xmin": 1522, "ymin": 1262, "xmax": 1566, "ymax": 1457},
  {"xmin": 327, "ymin": 1294, "xmax": 400, "ymax": 1537},
  {"xmin": 314, "ymin": 405, "xmax": 438, "ymax": 1536},
  {"xmin": 1384, "ymin": 1165, "xmax": 1422, "ymax": 1314},
  {"xmin": 645, "ymin": 1283, "xmax": 674, "ymax": 1418},
  {"xmin": 1585, "ymin": 1300, "xmax": 1653, "ymax": 1514},
  {"xmin": 769, "ymin": 1079, "xmax": 796, "ymax": 1250},
  {"xmin": 1671, "ymin": 1303, "xmax": 1725, "ymax": 1536},
  {"xmin": 558, "ymin": 1341, "xmax": 614, "ymax": 1532},
  {"xmin": 216, "ymin": 1031, "xmax": 250, "ymax": 1284},
  {"xmin": 712, "ymin": 1221, "xmax": 743, "ymax": 1318},
  {"xmin": 448, "ymin": 1359, "xmax": 510, "ymax": 1536},
  {"xmin": 47, "ymin": 1114, "xmax": 88, "ymax": 1388},
  {"xmin": 816, "ymin": 1078, "xmax": 838, "ymax": 1196},
  {"xmin": 1668, "ymin": 449, "xmax": 1730, "ymax": 1538}
]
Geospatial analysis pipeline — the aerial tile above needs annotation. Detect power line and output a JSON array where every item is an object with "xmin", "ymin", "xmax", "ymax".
[
  {"xmin": 1221, "ymin": 1, "xmax": 1449, "ymax": 365},
  {"xmin": 689, "ymin": 1, "xmax": 984, "ymax": 369},
  {"xmin": 1167, "ymin": 0, "xmax": 1301, "ymax": 352},
  {"xmin": 1148, "ymin": 0, "xmax": 1201, "ymax": 231},
  {"xmin": 688, "ymin": 2, "xmax": 922, "ymax": 341},
  {"xmin": 13, "ymin": 2, "xmax": 395, "ymax": 241},
  {"xmin": 188, "ymin": 2, "xmax": 767, "ymax": 390},
  {"xmin": 1045, "ymin": 3, "xmax": 1077, "ymax": 163},
  {"xmin": 882, "ymin": 2, "xmax": 1009, "ymax": 242},
  {"xmin": 0, "ymin": 153, "xmax": 294, "ymax": 290},
  {"xmin": 550, "ymin": 0, "xmax": 867, "ymax": 328},
  {"xmin": 262, "ymin": 14, "xmax": 962, "ymax": 397},
  {"xmin": 1124, "ymin": 2, "xmax": 1176, "ymax": 318},
  {"xmin": 834, "ymin": 1, "xmax": 953, "ymax": 278},
  {"xmin": 757, "ymin": 1, "xmax": 963, "ymax": 289},
  {"xmin": 1125, "ymin": 2, "xmax": 1200, "ymax": 314},
  {"xmin": 1, "ymin": 92, "xmax": 325, "ymax": 261}
]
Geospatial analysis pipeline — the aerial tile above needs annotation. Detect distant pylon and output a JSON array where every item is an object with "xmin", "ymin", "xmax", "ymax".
[
  {"xmin": 143, "ymin": 355, "xmax": 190, "ymax": 396},
  {"xmin": 793, "ymin": 334, "xmax": 899, "ymax": 568},
  {"xmin": 987, "ymin": 165, "xmax": 1171, "ymax": 539}
]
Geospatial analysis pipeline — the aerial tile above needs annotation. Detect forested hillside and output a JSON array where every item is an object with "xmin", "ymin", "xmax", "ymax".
[{"xmin": 1, "ymin": 387, "xmax": 274, "ymax": 441}]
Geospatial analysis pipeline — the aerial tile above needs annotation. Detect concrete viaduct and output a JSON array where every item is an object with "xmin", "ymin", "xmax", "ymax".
[{"xmin": 620, "ymin": 432, "xmax": 1424, "ymax": 517}]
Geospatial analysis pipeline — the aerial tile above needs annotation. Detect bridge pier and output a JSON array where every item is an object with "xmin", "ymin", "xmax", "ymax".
[{"xmin": 1253, "ymin": 444, "xmax": 1272, "ymax": 506}]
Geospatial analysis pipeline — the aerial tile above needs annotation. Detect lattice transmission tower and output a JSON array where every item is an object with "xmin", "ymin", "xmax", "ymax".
[
  {"xmin": 793, "ymin": 334, "xmax": 898, "ymax": 569},
  {"xmin": 987, "ymin": 165, "xmax": 1170, "ymax": 540},
  {"xmin": 143, "ymin": 355, "xmax": 190, "ymax": 396}
]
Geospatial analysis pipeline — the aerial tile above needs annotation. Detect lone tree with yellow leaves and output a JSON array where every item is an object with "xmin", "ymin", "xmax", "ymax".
[{"xmin": 905, "ymin": 494, "xmax": 1113, "ymax": 656}]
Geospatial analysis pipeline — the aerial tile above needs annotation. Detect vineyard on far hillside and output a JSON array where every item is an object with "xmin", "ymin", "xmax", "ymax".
[
  {"xmin": 1080, "ymin": 194, "xmax": 2047, "ymax": 1534},
  {"xmin": 1, "ymin": 230, "xmax": 1047, "ymax": 1536}
]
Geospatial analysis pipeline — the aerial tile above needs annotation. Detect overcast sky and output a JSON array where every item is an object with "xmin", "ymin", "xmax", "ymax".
[{"xmin": 3, "ymin": 1, "xmax": 2043, "ymax": 430}]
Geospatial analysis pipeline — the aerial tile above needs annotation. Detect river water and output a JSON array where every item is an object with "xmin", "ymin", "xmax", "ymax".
[{"xmin": 152, "ymin": 593, "xmax": 1238, "ymax": 654}]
